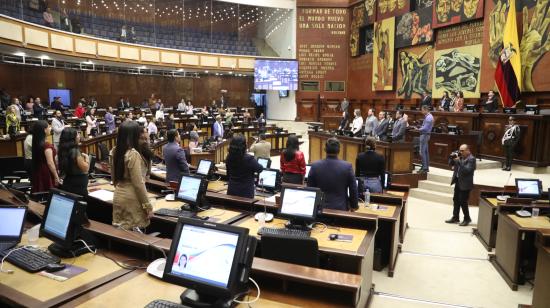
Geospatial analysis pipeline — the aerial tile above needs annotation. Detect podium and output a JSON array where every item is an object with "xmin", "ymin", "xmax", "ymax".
[{"xmin": 308, "ymin": 131, "xmax": 414, "ymax": 173}]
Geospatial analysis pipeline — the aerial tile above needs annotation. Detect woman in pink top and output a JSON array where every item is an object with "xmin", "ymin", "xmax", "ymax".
[{"xmin": 454, "ymin": 91, "xmax": 464, "ymax": 112}]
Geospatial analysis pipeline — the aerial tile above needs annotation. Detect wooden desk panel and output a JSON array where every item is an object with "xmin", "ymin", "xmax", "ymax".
[
  {"xmin": 508, "ymin": 215, "xmax": 550, "ymax": 229},
  {"xmin": 356, "ymin": 204, "xmax": 397, "ymax": 218}
]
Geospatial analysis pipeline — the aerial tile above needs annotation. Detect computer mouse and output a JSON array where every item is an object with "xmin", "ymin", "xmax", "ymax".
[
  {"xmin": 200, "ymin": 216, "xmax": 210, "ymax": 221},
  {"xmin": 329, "ymin": 234, "xmax": 338, "ymax": 241},
  {"xmin": 45, "ymin": 263, "xmax": 66, "ymax": 273}
]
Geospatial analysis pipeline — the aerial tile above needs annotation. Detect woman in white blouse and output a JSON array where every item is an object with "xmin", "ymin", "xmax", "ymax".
[
  {"xmin": 351, "ymin": 109, "xmax": 364, "ymax": 137},
  {"xmin": 186, "ymin": 101, "xmax": 194, "ymax": 115},
  {"xmin": 147, "ymin": 117, "xmax": 158, "ymax": 140},
  {"xmin": 85, "ymin": 108, "xmax": 97, "ymax": 137}
]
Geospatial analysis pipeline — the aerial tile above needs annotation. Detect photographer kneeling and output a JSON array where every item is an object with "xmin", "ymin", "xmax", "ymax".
[{"xmin": 445, "ymin": 144, "xmax": 476, "ymax": 226}]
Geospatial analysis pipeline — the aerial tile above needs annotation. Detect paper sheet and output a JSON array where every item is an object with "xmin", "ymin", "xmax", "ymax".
[{"xmin": 89, "ymin": 189, "xmax": 114, "ymax": 202}]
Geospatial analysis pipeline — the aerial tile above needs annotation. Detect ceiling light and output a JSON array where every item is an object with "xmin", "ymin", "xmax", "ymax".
[
  {"xmin": 14, "ymin": 52, "xmax": 26, "ymax": 56},
  {"xmin": 39, "ymin": 55, "xmax": 50, "ymax": 59}
]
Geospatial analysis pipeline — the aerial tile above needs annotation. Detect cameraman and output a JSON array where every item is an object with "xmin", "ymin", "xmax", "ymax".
[{"xmin": 445, "ymin": 144, "xmax": 476, "ymax": 226}]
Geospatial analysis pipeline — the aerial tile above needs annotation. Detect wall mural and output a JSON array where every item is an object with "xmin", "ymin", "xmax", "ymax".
[
  {"xmin": 364, "ymin": 26, "xmax": 375, "ymax": 53},
  {"xmin": 365, "ymin": 0, "xmax": 377, "ymax": 24},
  {"xmin": 373, "ymin": 17, "xmax": 396, "ymax": 90},
  {"xmin": 350, "ymin": 4, "xmax": 367, "ymax": 57},
  {"xmin": 395, "ymin": 7, "xmax": 434, "ymax": 48},
  {"xmin": 433, "ymin": 44, "xmax": 483, "ymax": 98},
  {"xmin": 396, "ymin": 45, "xmax": 434, "ymax": 98},
  {"xmin": 432, "ymin": 0, "xmax": 485, "ymax": 28},
  {"xmin": 416, "ymin": 0, "xmax": 435, "ymax": 9},
  {"xmin": 377, "ymin": 0, "xmax": 411, "ymax": 20}
]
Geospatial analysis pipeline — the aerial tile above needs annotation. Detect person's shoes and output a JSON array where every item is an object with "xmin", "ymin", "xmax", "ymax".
[
  {"xmin": 459, "ymin": 219, "xmax": 472, "ymax": 226},
  {"xmin": 506, "ymin": 167, "xmax": 512, "ymax": 171},
  {"xmin": 501, "ymin": 166, "xmax": 507, "ymax": 170},
  {"xmin": 445, "ymin": 217, "xmax": 460, "ymax": 224}
]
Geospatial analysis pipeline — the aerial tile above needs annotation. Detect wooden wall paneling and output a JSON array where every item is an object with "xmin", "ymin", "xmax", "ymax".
[{"xmin": 296, "ymin": 99, "xmax": 317, "ymax": 121}]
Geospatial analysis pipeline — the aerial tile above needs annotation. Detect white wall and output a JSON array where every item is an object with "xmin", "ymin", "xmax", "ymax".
[{"xmin": 266, "ymin": 90, "xmax": 296, "ymax": 121}]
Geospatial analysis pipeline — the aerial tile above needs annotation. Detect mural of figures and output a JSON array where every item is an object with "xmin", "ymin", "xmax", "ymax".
[
  {"xmin": 433, "ymin": 44, "xmax": 483, "ymax": 98},
  {"xmin": 377, "ymin": 0, "xmax": 411, "ymax": 20},
  {"xmin": 520, "ymin": 0, "xmax": 550, "ymax": 91},
  {"xmin": 397, "ymin": 45, "xmax": 434, "ymax": 98},
  {"xmin": 350, "ymin": 4, "xmax": 367, "ymax": 57},
  {"xmin": 364, "ymin": 26, "xmax": 375, "ymax": 53},
  {"xmin": 416, "ymin": 0, "xmax": 434, "ymax": 9},
  {"xmin": 488, "ymin": 0, "xmax": 507, "ymax": 67},
  {"xmin": 395, "ymin": 7, "xmax": 434, "ymax": 48},
  {"xmin": 432, "ymin": 0, "xmax": 485, "ymax": 28},
  {"xmin": 373, "ymin": 17, "xmax": 396, "ymax": 91},
  {"xmin": 364, "ymin": 0, "xmax": 377, "ymax": 24}
]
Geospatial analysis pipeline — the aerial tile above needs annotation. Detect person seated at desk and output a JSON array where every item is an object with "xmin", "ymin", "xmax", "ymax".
[
  {"xmin": 177, "ymin": 98, "xmax": 186, "ymax": 111},
  {"xmin": 58, "ymin": 128, "xmax": 89, "ymax": 196},
  {"xmin": 213, "ymin": 115, "xmax": 224, "ymax": 140},
  {"xmin": 189, "ymin": 131, "xmax": 200, "ymax": 151},
  {"xmin": 280, "ymin": 135, "xmax": 306, "ymax": 184},
  {"xmin": 355, "ymin": 137, "xmax": 385, "ymax": 193},
  {"xmin": 249, "ymin": 133, "xmax": 271, "ymax": 159},
  {"xmin": 438, "ymin": 91, "xmax": 452, "ymax": 111},
  {"xmin": 226, "ymin": 134, "xmax": 263, "ymax": 198},
  {"xmin": 163, "ymin": 129, "xmax": 189, "ymax": 183},
  {"xmin": 391, "ymin": 109, "xmax": 407, "ymax": 143},
  {"xmin": 31, "ymin": 120, "xmax": 60, "ymax": 193},
  {"xmin": 482, "ymin": 90, "xmax": 499, "ymax": 113},
  {"xmin": 74, "ymin": 102, "xmax": 86, "ymax": 119},
  {"xmin": 351, "ymin": 109, "xmax": 364, "ymax": 137},
  {"xmin": 374, "ymin": 111, "xmax": 389, "ymax": 141},
  {"xmin": 111, "ymin": 121, "xmax": 153, "ymax": 230},
  {"xmin": 308, "ymin": 138, "xmax": 358, "ymax": 211}
]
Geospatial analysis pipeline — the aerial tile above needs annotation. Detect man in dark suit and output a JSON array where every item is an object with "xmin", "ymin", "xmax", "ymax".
[
  {"xmin": 162, "ymin": 129, "xmax": 190, "ymax": 183},
  {"xmin": 307, "ymin": 138, "xmax": 358, "ymax": 211},
  {"xmin": 446, "ymin": 144, "xmax": 476, "ymax": 226},
  {"xmin": 391, "ymin": 110, "xmax": 407, "ymax": 142},
  {"xmin": 483, "ymin": 90, "xmax": 499, "ymax": 113},
  {"xmin": 374, "ymin": 111, "xmax": 389, "ymax": 141},
  {"xmin": 420, "ymin": 91, "xmax": 432, "ymax": 109}
]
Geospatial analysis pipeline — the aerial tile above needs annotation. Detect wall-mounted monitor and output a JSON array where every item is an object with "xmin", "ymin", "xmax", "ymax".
[
  {"xmin": 278, "ymin": 90, "xmax": 289, "ymax": 98},
  {"xmin": 254, "ymin": 59, "xmax": 298, "ymax": 91},
  {"xmin": 48, "ymin": 89, "xmax": 71, "ymax": 107}
]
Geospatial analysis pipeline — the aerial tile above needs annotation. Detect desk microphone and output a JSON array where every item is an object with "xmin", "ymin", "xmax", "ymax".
[
  {"xmin": 254, "ymin": 178, "xmax": 273, "ymax": 223},
  {"xmin": 497, "ymin": 172, "xmax": 513, "ymax": 202}
]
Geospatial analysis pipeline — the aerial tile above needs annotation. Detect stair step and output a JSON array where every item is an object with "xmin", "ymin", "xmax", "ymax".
[
  {"xmin": 418, "ymin": 180, "xmax": 454, "ymax": 194},
  {"xmin": 409, "ymin": 188, "xmax": 454, "ymax": 205},
  {"xmin": 427, "ymin": 173, "xmax": 453, "ymax": 183}
]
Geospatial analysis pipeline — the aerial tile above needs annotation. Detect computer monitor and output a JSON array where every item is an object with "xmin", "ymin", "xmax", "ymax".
[
  {"xmin": 176, "ymin": 174, "xmax": 209, "ymax": 211},
  {"xmin": 163, "ymin": 218, "xmax": 257, "ymax": 306},
  {"xmin": 40, "ymin": 189, "xmax": 90, "ymax": 257},
  {"xmin": 257, "ymin": 168, "xmax": 280, "ymax": 191},
  {"xmin": 515, "ymin": 178, "xmax": 542, "ymax": 199},
  {"xmin": 257, "ymin": 157, "xmax": 271, "ymax": 169},
  {"xmin": 196, "ymin": 159, "xmax": 213, "ymax": 177},
  {"xmin": 305, "ymin": 165, "xmax": 312, "ymax": 180},
  {"xmin": 383, "ymin": 172, "xmax": 392, "ymax": 190},
  {"xmin": 465, "ymin": 104, "xmax": 477, "ymax": 112},
  {"xmin": 447, "ymin": 125, "xmax": 458, "ymax": 135},
  {"xmin": 0, "ymin": 206, "xmax": 26, "ymax": 250},
  {"xmin": 525, "ymin": 105, "xmax": 540, "ymax": 115},
  {"xmin": 278, "ymin": 186, "xmax": 322, "ymax": 229},
  {"xmin": 504, "ymin": 107, "xmax": 517, "ymax": 114}
]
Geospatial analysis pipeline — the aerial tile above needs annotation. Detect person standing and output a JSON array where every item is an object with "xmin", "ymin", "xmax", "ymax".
[
  {"xmin": 308, "ymin": 138, "xmax": 358, "ymax": 211},
  {"xmin": 147, "ymin": 117, "xmax": 158, "ymax": 140},
  {"xmin": 249, "ymin": 134, "xmax": 271, "ymax": 159},
  {"xmin": 31, "ymin": 120, "xmax": 60, "ymax": 193},
  {"xmin": 363, "ymin": 108, "xmax": 379, "ymax": 136},
  {"xmin": 225, "ymin": 134, "xmax": 264, "ymax": 198},
  {"xmin": 111, "ymin": 121, "xmax": 153, "ymax": 230},
  {"xmin": 85, "ymin": 108, "xmax": 97, "ymax": 137},
  {"xmin": 33, "ymin": 97, "xmax": 45, "ymax": 119},
  {"xmin": 74, "ymin": 102, "xmax": 86, "ymax": 118},
  {"xmin": 501, "ymin": 116, "xmax": 520, "ymax": 171},
  {"xmin": 340, "ymin": 97, "xmax": 349, "ymax": 113},
  {"xmin": 439, "ymin": 91, "xmax": 452, "ymax": 111},
  {"xmin": 213, "ymin": 115, "xmax": 224, "ymax": 140},
  {"xmin": 453, "ymin": 91, "xmax": 464, "ymax": 112},
  {"xmin": 280, "ymin": 135, "xmax": 306, "ymax": 184},
  {"xmin": 5, "ymin": 105, "xmax": 20, "ymax": 135},
  {"xmin": 162, "ymin": 129, "xmax": 189, "ymax": 183},
  {"xmin": 177, "ymin": 98, "xmax": 186, "ymax": 111},
  {"xmin": 337, "ymin": 111, "xmax": 350, "ymax": 132},
  {"xmin": 355, "ymin": 137, "xmax": 385, "ymax": 193},
  {"xmin": 445, "ymin": 144, "xmax": 475, "ymax": 226},
  {"xmin": 391, "ymin": 109, "xmax": 407, "ymax": 142},
  {"xmin": 58, "ymin": 128, "xmax": 89, "ymax": 196},
  {"xmin": 51, "ymin": 110, "xmax": 65, "ymax": 150},
  {"xmin": 483, "ymin": 90, "xmax": 500, "ymax": 113},
  {"xmin": 418, "ymin": 105, "xmax": 434, "ymax": 173},
  {"xmin": 420, "ymin": 91, "xmax": 432, "ymax": 109},
  {"xmin": 351, "ymin": 109, "xmax": 364, "ymax": 137},
  {"xmin": 374, "ymin": 111, "xmax": 389, "ymax": 141},
  {"xmin": 10, "ymin": 98, "xmax": 24, "ymax": 121},
  {"xmin": 104, "ymin": 106, "xmax": 116, "ymax": 134}
]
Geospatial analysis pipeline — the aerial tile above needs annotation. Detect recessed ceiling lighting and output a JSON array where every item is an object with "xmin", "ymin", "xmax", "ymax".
[
  {"xmin": 39, "ymin": 55, "xmax": 50, "ymax": 59},
  {"xmin": 83, "ymin": 60, "xmax": 94, "ymax": 64},
  {"xmin": 14, "ymin": 52, "xmax": 26, "ymax": 57},
  {"xmin": 205, "ymin": 70, "xmax": 209, "ymax": 73},
  {"xmin": 138, "ymin": 66, "xmax": 147, "ymax": 69}
]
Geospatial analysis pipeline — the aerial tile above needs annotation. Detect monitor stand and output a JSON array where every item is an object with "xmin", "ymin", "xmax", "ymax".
[
  {"xmin": 48, "ymin": 240, "xmax": 96, "ymax": 258},
  {"xmin": 180, "ymin": 197, "xmax": 211, "ymax": 212},
  {"xmin": 180, "ymin": 289, "xmax": 234, "ymax": 308},
  {"xmin": 285, "ymin": 219, "xmax": 312, "ymax": 231}
]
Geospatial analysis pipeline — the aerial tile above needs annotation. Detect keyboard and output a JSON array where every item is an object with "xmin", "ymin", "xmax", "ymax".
[
  {"xmin": 145, "ymin": 300, "xmax": 191, "ymax": 308},
  {"xmin": 258, "ymin": 227, "xmax": 311, "ymax": 238},
  {"xmin": 255, "ymin": 190, "xmax": 274, "ymax": 197},
  {"xmin": 154, "ymin": 208, "xmax": 197, "ymax": 219},
  {"xmin": 1, "ymin": 246, "xmax": 61, "ymax": 273}
]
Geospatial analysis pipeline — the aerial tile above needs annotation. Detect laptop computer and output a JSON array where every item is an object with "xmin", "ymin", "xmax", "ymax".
[{"xmin": 0, "ymin": 206, "xmax": 26, "ymax": 253}]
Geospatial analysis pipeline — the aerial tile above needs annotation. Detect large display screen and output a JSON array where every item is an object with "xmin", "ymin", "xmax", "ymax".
[
  {"xmin": 254, "ymin": 60, "xmax": 298, "ymax": 91},
  {"xmin": 170, "ymin": 224, "xmax": 239, "ymax": 288},
  {"xmin": 48, "ymin": 89, "xmax": 71, "ymax": 107}
]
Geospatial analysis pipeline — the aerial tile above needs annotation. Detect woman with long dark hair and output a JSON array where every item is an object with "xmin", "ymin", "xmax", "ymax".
[
  {"xmin": 225, "ymin": 134, "xmax": 263, "ymax": 198},
  {"xmin": 280, "ymin": 135, "xmax": 306, "ymax": 184},
  {"xmin": 110, "ymin": 121, "xmax": 153, "ymax": 230},
  {"xmin": 58, "ymin": 128, "xmax": 89, "ymax": 196},
  {"xmin": 31, "ymin": 120, "xmax": 60, "ymax": 193}
]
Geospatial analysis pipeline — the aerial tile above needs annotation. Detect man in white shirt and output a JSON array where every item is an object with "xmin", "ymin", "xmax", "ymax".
[
  {"xmin": 52, "ymin": 110, "xmax": 66, "ymax": 149},
  {"xmin": 351, "ymin": 109, "xmax": 364, "ymax": 137},
  {"xmin": 177, "ymin": 99, "xmax": 186, "ymax": 111}
]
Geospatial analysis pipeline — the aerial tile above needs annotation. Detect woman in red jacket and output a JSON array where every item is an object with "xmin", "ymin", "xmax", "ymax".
[{"xmin": 280, "ymin": 135, "xmax": 306, "ymax": 184}]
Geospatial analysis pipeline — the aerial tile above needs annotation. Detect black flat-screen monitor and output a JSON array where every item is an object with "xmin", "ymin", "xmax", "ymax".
[
  {"xmin": 525, "ymin": 105, "xmax": 540, "ymax": 115},
  {"xmin": 254, "ymin": 59, "xmax": 298, "ymax": 91},
  {"xmin": 176, "ymin": 175, "xmax": 208, "ymax": 209},
  {"xmin": 504, "ymin": 107, "xmax": 517, "ymax": 114},
  {"xmin": 515, "ymin": 179, "xmax": 542, "ymax": 199},
  {"xmin": 257, "ymin": 168, "xmax": 279, "ymax": 190},
  {"xmin": 257, "ymin": 157, "xmax": 271, "ymax": 169},
  {"xmin": 0, "ymin": 206, "xmax": 26, "ymax": 246},
  {"xmin": 465, "ymin": 105, "xmax": 477, "ymax": 112},
  {"xmin": 278, "ymin": 90, "xmax": 289, "ymax": 98},
  {"xmin": 447, "ymin": 125, "xmax": 458, "ymax": 135},
  {"xmin": 163, "ymin": 218, "xmax": 256, "ymax": 305},
  {"xmin": 196, "ymin": 159, "xmax": 213, "ymax": 177},
  {"xmin": 278, "ymin": 186, "xmax": 322, "ymax": 224}
]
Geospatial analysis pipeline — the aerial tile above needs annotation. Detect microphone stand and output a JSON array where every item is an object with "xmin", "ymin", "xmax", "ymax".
[{"xmin": 497, "ymin": 172, "xmax": 513, "ymax": 201}]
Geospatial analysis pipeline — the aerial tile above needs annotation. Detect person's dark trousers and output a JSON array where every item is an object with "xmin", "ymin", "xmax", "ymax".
[
  {"xmin": 452, "ymin": 185, "xmax": 471, "ymax": 221},
  {"xmin": 503, "ymin": 144, "xmax": 515, "ymax": 168},
  {"xmin": 282, "ymin": 172, "xmax": 303, "ymax": 185}
]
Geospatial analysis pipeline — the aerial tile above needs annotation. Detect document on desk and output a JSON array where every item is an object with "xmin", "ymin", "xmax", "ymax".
[
  {"xmin": 265, "ymin": 195, "xmax": 277, "ymax": 203},
  {"xmin": 89, "ymin": 189, "xmax": 114, "ymax": 202},
  {"xmin": 38, "ymin": 265, "xmax": 87, "ymax": 282}
]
